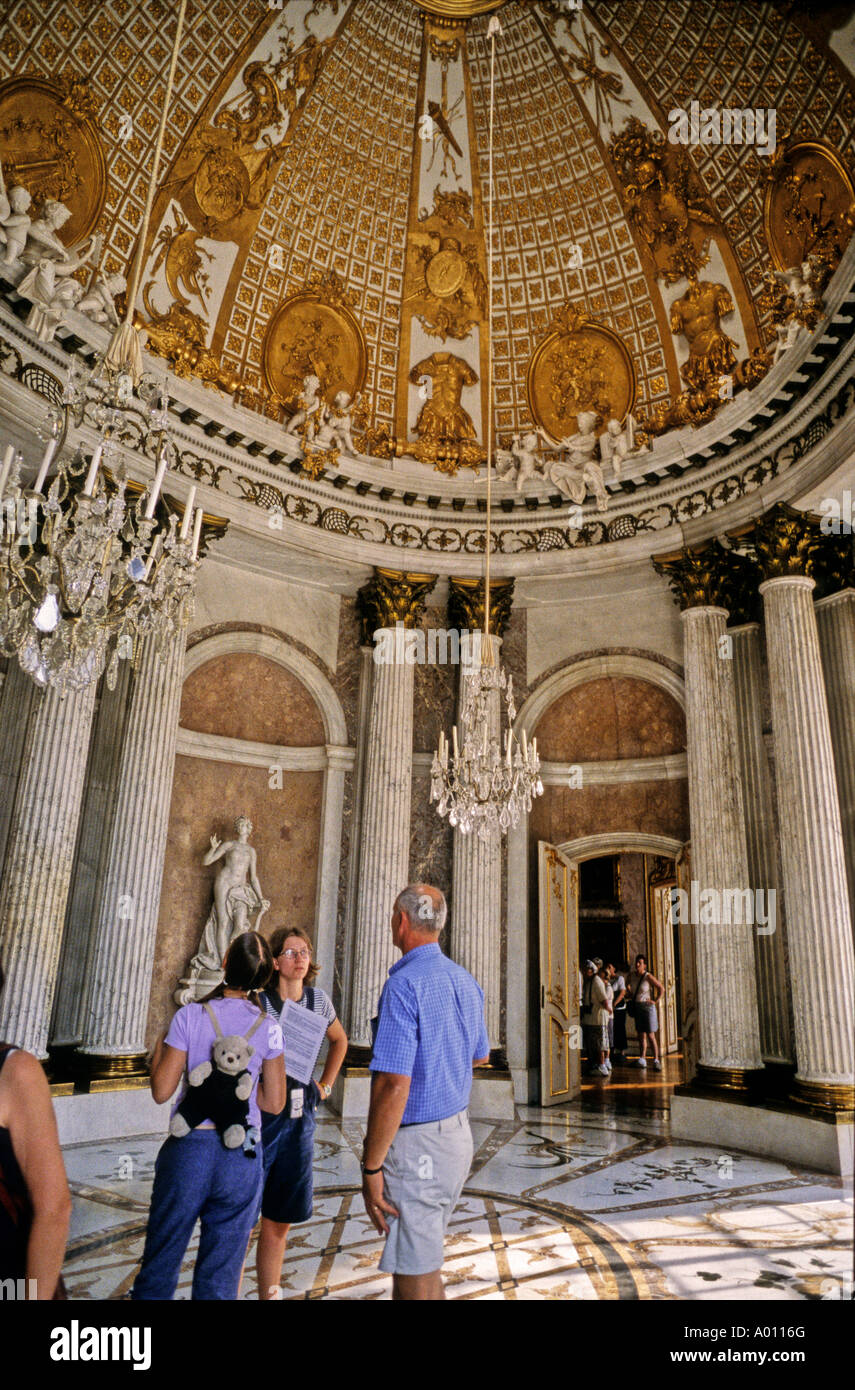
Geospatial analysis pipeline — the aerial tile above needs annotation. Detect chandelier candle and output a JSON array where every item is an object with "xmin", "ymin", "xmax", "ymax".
[
  {"xmin": 83, "ymin": 444, "xmax": 103, "ymax": 497},
  {"xmin": 0, "ymin": 445, "xmax": 14, "ymax": 499},
  {"xmin": 179, "ymin": 486, "xmax": 197, "ymax": 540},
  {"xmin": 144, "ymin": 449, "xmax": 169, "ymax": 518},
  {"xmin": 190, "ymin": 506, "xmax": 203, "ymax": 560},
  {"xmin": 142, "ymin": 533, "xmax": 162, "ymax": 581},
  {"xmin": 33, "ymin": 436, "xmax": 58, "ymax": 493}
]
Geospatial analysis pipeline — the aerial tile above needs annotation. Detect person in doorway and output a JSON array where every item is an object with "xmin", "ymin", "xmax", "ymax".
[
  {"xmin": 607, "ymin": 962, "xmax": 628, "ymax": 1063},
  {"xmin": 255, "ymin": 926, "xmax": 348, "ymax": 1300},
  {"xmin": 580, "ymin": 960, "xmax": 599, "ymax": 1073},
  {"xmin": 132, "ymin": 932, "xmax": 286, "ymax": 1300},
  {"xmin": 628, "ymin": 955, "xmax": 664, "ymax": 1071},
  {"xmin": 592, "ymin": 963, "xmax": 613, "ymax": 1077},
  {"xmin": 0, "ymin": 961, "xmax": 71, "ymax": 1299},
  {"xmin": 362, "ymin": 884, "xmax": 489, "ymax": 1301}
]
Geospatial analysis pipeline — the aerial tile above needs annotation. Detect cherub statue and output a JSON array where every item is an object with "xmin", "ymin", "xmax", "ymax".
[
  {"xmin": 77, "ymin": 270, "xmax": 126, "ymax": 327},
  {"xmin": 314, "ymin": 389, "xmax": 363, "ymax": 456},
  {"xmin": 495, "ymin": 430, "xmax": 545, "ymax": 493},
  {"xmin": 0, "ymin": 176, "xmax": 32, "ymax": 267},
  {"xmin": 174, "ymin": 815, "xmax": 271, "ymax": 1005},
  {"xmin": 598, "ymin": 414, "xmax": 650, "ymax": 479},
  {"xmin": 283, "ymin": 373, "xmax": 322, "ymax": 448},
  {"xmin": 772, "ymin": 318, "xmax": 804, "ymax": 364}
]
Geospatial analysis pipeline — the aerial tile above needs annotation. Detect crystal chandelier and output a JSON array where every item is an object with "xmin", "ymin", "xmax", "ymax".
[
  {"xmin": 0, "ymin": 0, "xmax": 200, "ymax": 694},
  {"xmin": 430, "ymin": 16, "xmax": 543, "ymax": 839}
]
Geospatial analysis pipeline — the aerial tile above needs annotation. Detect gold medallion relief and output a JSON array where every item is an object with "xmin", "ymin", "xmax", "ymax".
[
  {"xmin": 526, "ymin": 303, "xmax": 637, "ymax": 443},
  {"xmin": 261, "ymin": 269, "xmax": 368, "ymax": 415},
  {"xmin": 0, "ymin": 75, "xmax": 107, "ymax": 247}
]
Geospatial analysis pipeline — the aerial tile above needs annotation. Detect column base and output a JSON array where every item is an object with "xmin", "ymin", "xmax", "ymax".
[
  {"xmin": 76, "ymin": 1052, "xmax": 149, "ymax": 1082},
  {"xmin": 694, "ymin": 1063, "xmax": 765, "ymax": 1095},
  {"xmin": 671, "ymin": 1088, "xmax": 853, "ymax": 1175},
  {"xmin": 791, "ymin": 1077, "xmax": 855, "ymax": 1113}
]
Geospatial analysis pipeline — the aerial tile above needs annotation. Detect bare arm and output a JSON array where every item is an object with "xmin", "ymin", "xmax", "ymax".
[
  {"xmin": 4, "ymin": 1051, "xmax": 71, "ymax": 1299},
  {"xmin": 149, "ymin": 1038, "xmax": 187, "ymax": 1105},
  {"xmin": 201, "ymin": 835, "xmax": 230, "ymax": 867},
  {"xmin": 248, "ymin": 846, "xmax": 263, "ymax": 901},
  {"xmin": 258, "ymin": 1053, "xmax": 286, "ymax": 1115},
  {"xmin": 362, "ymin": 1071, "xmax": 411, "ymax": 1234},
  {"xmin": 318, "ymin": 1017, "xmax": 348, "ymax": 1092},
  {"xmin": 647, "ymin": 973, "xmax": 664, "ymax": 999}
]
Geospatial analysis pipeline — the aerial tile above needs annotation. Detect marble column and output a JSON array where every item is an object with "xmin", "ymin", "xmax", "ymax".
[
  {"xmin": 341, "ymin": 646, "xmax": 375, "ymax": 1028},
  {"xmin": 760, "ymin": 574, "xmax": 855, "ymax": 1104},
  {"xmin": 0, "ymin": 660, "xmax": 37, "ymax": 873},
  {"xmin": 448, "ymin": 578, "xmax": 515, "ymax": 1053},
  {"xmin": 730, "ymin": 623, "xmax": 792, "ymax": 1067},
  {"xmin": 654, "ymin": 547, "xmax": 764, "ymax": 1087},
  {"xmin": 0, "ymin": 679, "xmax": 97, "ymax": 1057},
  {"xmin": 77, "ymin": 631, "xmax": 186, "ymax": 1075},
  {"xmin": 814, "ymin": 589, "xmax": 855, "ymax": 941},
  {"xmin": 451, "ymin": 645, "xmax": 502, "ymax": 1045},
  {"xmin": 50, "ymin": 660, "xmax": 134, "ymax": 1052},
  {"xmin": 347, "ymin": 569, "xmax": 435, "ymax": 1045}
]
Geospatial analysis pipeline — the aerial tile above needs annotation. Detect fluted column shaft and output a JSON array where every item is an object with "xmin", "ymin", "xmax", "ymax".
[
  {"xmin": 815, "ymin": 589, "xmax": 855, "ymax": 941},
  {"xmin": 0, "ymin": 661, "xmax": 37, "ymax": 873},
  {"xmin": 730, "ymin": 624, "xmax": 792, "ymax": 1065},
  {"xmin": 50, "ymin": 660, "xmax": 134, "ymax": 1048},
  {"xmin": 78, "ymin": 632, "xmax": 185, "ymax": 1066},
  {"xmin": 760, "ymin": 576, "xmax": 854, "ymax": 1095},
  {"xmin": 349, "ymin": 655, "xmax": 415, "ymax": 1045},
  {"xmin": 451, "ymin": 645, "xmax": 501, "ymax": 1046},
  {"xmin": 0, "ymin": 678, "xmax": 97, "ymax": 1056},
  {"xmin": 682, "ymin": 606, "xmax": 764, "ymax": 1077}
]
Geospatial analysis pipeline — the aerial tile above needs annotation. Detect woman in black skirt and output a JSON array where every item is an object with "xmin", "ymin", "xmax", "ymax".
[{"xmin": 255, "ymin": 927, "xmax": 347, "ymax": 1300}]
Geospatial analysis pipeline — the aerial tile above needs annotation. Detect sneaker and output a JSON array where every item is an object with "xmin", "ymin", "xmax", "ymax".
[
  {"xmin": 634, "ymin": 1057, "xmax": 647, "ymax": 1068},
  {"xmin": 604, "ymin": 1059, "xmax": 612, "ymax": 1072},
  {"xmin": 652, "ymin": 1059, "xmax": 662, "ymax": 1072},
  {"xmin": 597, "ymin": 1064, "xmax": 610, "ymax": 1077}
]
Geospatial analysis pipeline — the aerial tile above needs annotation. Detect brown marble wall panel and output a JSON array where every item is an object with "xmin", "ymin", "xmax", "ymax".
[
  {"xmin": 145, "ymin": 758, "xmax": 324, "ymax": 1050},
  {"xmin": 529, "ymin": 780, "xmax": 689, "ymax": 847},
  {"xmin": 180, "ymin": 654, "xmax": 326, "ymax": 747},
  {"xmin": 534, "ymin": 677, "xmax": 686, "ymax": 762},
  {"xmin": 619, "ymin": 852, "xmax": 648, "ymax": 966},
  {"xmin": 409, "ymin": 774, "xmax": 454, "ymax": 903}
]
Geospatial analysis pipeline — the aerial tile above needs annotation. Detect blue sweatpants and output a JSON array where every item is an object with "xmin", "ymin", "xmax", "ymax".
[{"xmin": 132, "ymin": 1132, "xmax": 263, "ymax": 1301}]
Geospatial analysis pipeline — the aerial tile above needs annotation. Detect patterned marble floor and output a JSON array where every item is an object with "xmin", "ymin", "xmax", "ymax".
[{"xmin": 60, "ymin": 1101, "xmax": 853, "ymax": 1301}]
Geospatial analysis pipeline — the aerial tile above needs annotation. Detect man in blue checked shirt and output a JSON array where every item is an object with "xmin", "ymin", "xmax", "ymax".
[{"xmin": 361, "ymin": 882, "xmax": 490, "ymax": 1301}]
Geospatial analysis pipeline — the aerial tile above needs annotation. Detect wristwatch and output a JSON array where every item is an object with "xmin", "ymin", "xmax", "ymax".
[
  {"xmin": 318, "ymin": 1082, "xmax": 331, "ymax": 1100},
  {"xmin": 361, "ymin": 1161, "xmax": 383, "ymax": 1175}
]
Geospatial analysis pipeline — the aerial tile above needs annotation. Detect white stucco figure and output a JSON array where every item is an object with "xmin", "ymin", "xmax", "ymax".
[
  {"xmin": 314, "ymin": 390, "xmax": 363, "ymax": 456},
  {"xmin": 495, "ymin": 431, "xmax": 545, "ymax": 493},
  {"xmin": 174, "ymin": 815, "xmax": 271, "ymax": 1004},
  {"xmin": 542, "ymin": 411, "xmax": 610, "ymax": 511},
  {"xmin": 16, "ymin": 199, "xmax": 97, "ymax": 342},
  {"xmin": 0, "ymin": 181, "xmax": 32, "ymax": 267},
  {"xmin": 598, "ymin": 414, "xmax": 649, "ymax": 479},
  {"xmin": 283, "ymin": 373, "xmax": 322, "ymax": 448},
  {"xmin": 77, "ymin": 270, "xmax": 126, "ymax": 327}
]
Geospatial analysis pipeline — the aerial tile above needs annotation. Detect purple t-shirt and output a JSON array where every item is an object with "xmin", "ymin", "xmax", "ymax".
[{"xmin": 165, "ymin": 998, "xmax": 284, "ymax": 1129}]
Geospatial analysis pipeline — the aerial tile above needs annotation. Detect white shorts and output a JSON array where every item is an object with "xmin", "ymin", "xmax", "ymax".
[{"xmin": 378, "ymin": 1109, "xmax": 473, "ymax": 1276}]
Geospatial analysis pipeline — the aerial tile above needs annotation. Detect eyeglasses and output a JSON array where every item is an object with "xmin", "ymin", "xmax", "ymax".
[{"xmin": 281, "ymin": 948, "xmax": 310, "ymax": 961}]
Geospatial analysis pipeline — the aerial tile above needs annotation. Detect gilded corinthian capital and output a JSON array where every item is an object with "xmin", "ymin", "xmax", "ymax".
[
  {"xmin": 448, "ymin": 577, "xmax": 515, "ymax": 638},
  {"xmin": 356, "ymin": 567, "xmax": 437, "ymax": 642},
  {"xmin": 731, "ymin": 503, "xmax": 824, "ymax": 581},
  {"xmin": 652, "ymin": 542, "xmax": 761, "ymax": 617}
]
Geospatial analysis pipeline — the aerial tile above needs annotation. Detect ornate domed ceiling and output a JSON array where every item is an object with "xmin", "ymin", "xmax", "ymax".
[{"xmin": 1, "ymin": 0, "xmax": 854, "ymax": 497}]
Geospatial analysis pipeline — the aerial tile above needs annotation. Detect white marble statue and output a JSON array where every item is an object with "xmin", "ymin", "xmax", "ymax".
[
  {"xmin": 0, "ymin": 179, "xmax": 32, "ymax": 267},
  {"xmin": 77, "ymin": 270, "xmax": 126, "ymax": 326},
  {"xmin": 313, "ymin": 389, "xmax": 363, "ymax": 456},
  {"xmin": 283, "ymin": 373, "xmax": 322, "ymax": 448},
  {"xmin": 598, "ymin": 414, "xmax": 649, "ymax": 479},
  {"xmin": 772, "ymin": 318, "xmax": 804, "ymax": 363},
  {"xmin": 15, "ymin": 199, "xmax": 97, "ymax": 342},
  {"xmin": 174, "ymin": 815, "xmax": 271, "ymax": 1005},
  {"xmin": 543, "ymin": 411, "xmax": 610, "ymax": 512},
  {"xmin": 495, "ymin": 430, "xmax": 545, "ymax": 493},
  {"xmin": 772, "ymin": 258, "xmax": 822, "ymax": 313}
]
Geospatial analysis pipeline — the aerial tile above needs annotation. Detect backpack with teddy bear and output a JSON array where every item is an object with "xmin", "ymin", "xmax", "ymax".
[{"xmin": 169, "ymin": 1002, "xmax": 266, "ymax": 1158}]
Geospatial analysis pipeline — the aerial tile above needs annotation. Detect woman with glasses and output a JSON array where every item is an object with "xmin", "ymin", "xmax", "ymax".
[{"xmin": 255, "ymin": 926, "xmax": 347, "ymax": 1299}]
